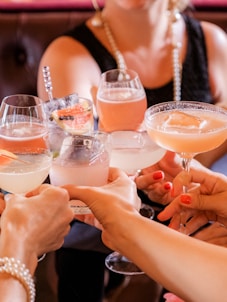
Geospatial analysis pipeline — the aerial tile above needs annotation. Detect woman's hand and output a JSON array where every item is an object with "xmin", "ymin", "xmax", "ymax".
[
  {"xmin": 135, "ymin": 151, "xmax": 182, "ymax": 205},
  {"xmin": 64, "ymin": 168, "xmax": 141, "ymax": 250},
  {"xmin": 158, "ymin": 166, "xmax": 227, "ymax": 234},
  {"xmin": 0, "ymin": 185, "xmax": 74, "ymax": 261}
]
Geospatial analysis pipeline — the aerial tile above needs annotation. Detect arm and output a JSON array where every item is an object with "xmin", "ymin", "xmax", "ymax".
[
  {"xmin": 65, "ymin": 167, "xmax": 227, "ymax": 302},
  {"xmin": 0, "ymin": 185, "xmax": 74, "ymax": 301},
  {"xmin": 37, "ymin": 36, "xmax": 101, "ymax": 102},
  {"xmin": 195, "ymin": 22, "xmax": 227, "ymax": 167}
]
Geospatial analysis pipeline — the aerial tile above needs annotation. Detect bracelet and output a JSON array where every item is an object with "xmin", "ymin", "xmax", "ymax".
[
  {"xmin": 0, "ymin": 257, "xmax": 35, "ymax": 302},
  {"xmin": 38, "ymin": 253, "xmax": 46, "ymax": 262}
]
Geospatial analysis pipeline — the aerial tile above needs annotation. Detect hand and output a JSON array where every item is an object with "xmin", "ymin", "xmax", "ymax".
[
  {"xmin": 1, "ymin": 185, "xmax": 74, "ymax": 258},
  {"xmin": 63, "ymin": 168, "xmax": 141, "ymax": 251},
  {"xmin": 135, "ymin": 151, "xmax": 182, "ymax": 205},
  {"xmin": 158, "ymin": 166, "xmax": 227, "ymax": 234},
  {"xmin": 193, "ymin": 222, "xmax": 227, "ymax": 248}
]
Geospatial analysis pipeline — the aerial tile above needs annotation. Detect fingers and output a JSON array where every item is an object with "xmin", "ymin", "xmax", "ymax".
[
  {"xmin": 135, "ymin": 170, "xmax": 164, "ymax": 190},
  {"xmin": 26, "ymin": 184, "xmax": 70, "ymax": 203},
  {"xmin": 179, "ymin": 191, "xmax": 227, "ymax": 218}
]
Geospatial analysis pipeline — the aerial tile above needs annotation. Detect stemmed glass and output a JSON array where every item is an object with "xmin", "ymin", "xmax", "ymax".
[
  {"xmin": 96, "ymin": 68, "xmax": 147, "ymax": 132},
  {"xmin": 145, "ymin": 100, "xmax": 227, "ymax": 229},
  {"xmin": 145, "ymin": 101, "xmax": 227, "ymax": 179},
  {"xmin": 96, "ymin": 69, "xmax": 160, "ymax": 274},
  {"xmin": 0, "ymin": 94, "xmax": 51, "ymax": 194}
]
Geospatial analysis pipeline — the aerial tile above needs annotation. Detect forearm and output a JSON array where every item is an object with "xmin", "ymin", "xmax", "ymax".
[{"xmin": 110, "ymin": 213, "xmax": 227, "ymax": 302}]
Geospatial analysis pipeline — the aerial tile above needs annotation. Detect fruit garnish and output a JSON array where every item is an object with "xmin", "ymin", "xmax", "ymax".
[
  {"xmin": 50, "ymin": 103, "xmax": 93, "ymax": 134},
  {"xmin": 0, "ymin": 149, "xmax": 31, "ymax": 165},
  {"xmin": 0, "ymin": 149, "xmax": 18, "ymax": 165}
]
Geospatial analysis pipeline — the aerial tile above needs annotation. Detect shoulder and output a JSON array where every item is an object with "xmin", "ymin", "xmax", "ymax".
[
  {"xmin": 200, "ymin": 22, "xmax": 227, "ymax": 104},
  {"xmin": 200, "ymin": 21, "xmax": 227, "ymax": 53}
]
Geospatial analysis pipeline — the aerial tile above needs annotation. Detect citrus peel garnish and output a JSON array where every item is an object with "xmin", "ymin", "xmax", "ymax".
[{"xmin": 0, "ymin": 149, "xmax": 18, "ymax": 165}]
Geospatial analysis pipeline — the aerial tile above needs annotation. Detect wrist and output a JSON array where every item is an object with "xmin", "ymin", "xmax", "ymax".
[{"xmin": 0, "ymin": 229, "xmax": 38, "ymax": 275}]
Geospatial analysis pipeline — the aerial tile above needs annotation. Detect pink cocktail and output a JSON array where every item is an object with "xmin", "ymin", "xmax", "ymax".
[
  {"xmin": 145, "ymin": 101, "xmax": 227, "ymax": 171},
  {"xmin": 96, "ymin": 69, "xmax": 147, "ymax": 132}
]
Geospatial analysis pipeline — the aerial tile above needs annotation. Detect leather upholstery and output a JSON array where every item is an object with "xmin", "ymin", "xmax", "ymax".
[
  {"xmin": 0, "ymin": 7, "xmax": 226, "ymax": 103},
  {"xmin": 0, "ymin": 10, "xmax": 93, "ymax": 102}
]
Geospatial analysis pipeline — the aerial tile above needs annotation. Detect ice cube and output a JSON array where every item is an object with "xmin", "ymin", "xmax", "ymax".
[
  {"xmin": 59, "ymin": 135, "xmax": 103, "ymax": 164},
  {"xmin": 163, "ymin": 111, "xmax": 207, "ymax": 130}
]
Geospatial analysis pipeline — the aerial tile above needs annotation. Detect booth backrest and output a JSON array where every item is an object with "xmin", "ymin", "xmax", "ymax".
[
  {"xmin": 0, "ymin": 4, "xmax": 226, "ymax": 102},
  {"xmin": 0, "ymin": 10, "xmax": 93, "ymax": 101}
]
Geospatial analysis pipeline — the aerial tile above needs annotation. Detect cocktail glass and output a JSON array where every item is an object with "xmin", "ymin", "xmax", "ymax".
[
  {"xmin": 49, "ymin": 131, "xmax": 111, "ymax": 214},
  {"xmin": 96, "ymin": 69, "xmax": 147, "ymax": 132},
  {"xmin": 43, "ymin": 94, "xmax": 94, "ymax": 152},
  {"xmin": 145, "ymin": 101, "xmax": 227, "ymax": 175},
  {"xmin": 0, "ymin": 147, "xmax": 52, "ymax": 194},
  {"xmin": 105, "ymin": 131, "xmax": 165, "ymax": 275},
  {"xmin": 109, "ymin": 131, "xmax": 166, "ymax": 176},
  {"xmin": 145, "ymin": 101, "xmax": 227, "ymax": 230},
  {"xmin": 0, "ymin": 94, "xmax": 52, "ymax": 194},
  {"xmin": 0, "ymin": 94, "xmax": 49, "ymax": 150}
]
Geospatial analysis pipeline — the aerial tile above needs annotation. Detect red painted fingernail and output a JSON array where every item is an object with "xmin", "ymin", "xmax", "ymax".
[
  {"xmin": 153, "ymin": 171, "xmax": 163, "ymax": 180},
  {"xmin": 164, "ymin": 182, "xmax": 171, "ymax": 190},
  {"xmin": 181, "ymin": 194, "xmax": 192, "ymax": 204}
]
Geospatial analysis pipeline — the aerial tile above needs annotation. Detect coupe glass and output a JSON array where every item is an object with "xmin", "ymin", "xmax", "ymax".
[
  {"xmin": 96, "ymin": 68, "xmax": 147, "ymax": 132},
  {"xmin": 145, "ymin": 101, "xmax": 227, "ymax": 177},
  {"xmin": 109, "ymin": 130, "xmax": 166, "ymax": 176},
  {"xmin": 105, "ymin": 130, "xmax": 165, "ymax": 275},
  {"xmin": 0, "ymin": 94, "xmax": 51, "ymax": 194},
  {"xmin": 145, "ymin": 101, "xmax": 227, "ymax": 230}
]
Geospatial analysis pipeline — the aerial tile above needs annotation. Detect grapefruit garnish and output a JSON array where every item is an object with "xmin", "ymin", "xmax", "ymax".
[
  {"xmin": 50, "ymin": 103, "xmax": 93, "ymax": 134},
  {"xmin": 0, "ymin": 149, "xmax": 18, "ymax": 165}
]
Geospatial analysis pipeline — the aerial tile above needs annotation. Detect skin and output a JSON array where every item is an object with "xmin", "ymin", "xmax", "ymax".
[
  {"xmin": 0, "ymin": 185, "xmax": 74, "ymax": 301},
  {"xmin": 37, "ymin": 0, "xmax": 227, "ymax": 166},
  {"xmin": 136, "ymin": 151, "xmax": 227, "ymax": 247},
  {"xmin": 63, "ymin": 167, "xmax": 227, "ymax": 302}
]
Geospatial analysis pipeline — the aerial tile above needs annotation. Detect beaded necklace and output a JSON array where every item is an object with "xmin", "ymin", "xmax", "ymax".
[{"xmin": 91, "ymin": 5, "xmax": 182, "ymax": 102}]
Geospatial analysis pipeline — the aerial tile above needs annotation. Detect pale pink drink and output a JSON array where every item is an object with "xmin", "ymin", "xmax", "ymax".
[
  {"xmin": 96, "ymin": 69, "xmax": 147, "ymax": 132},
  {"xmin": 145, "ymin": 101, "xmax": 227, "ymax": 172},
  {"xmin": 49, "ymin": 132, "xmax": 111, "ymax": 214}
]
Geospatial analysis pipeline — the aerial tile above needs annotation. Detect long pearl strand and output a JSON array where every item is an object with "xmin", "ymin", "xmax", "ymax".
[{"xmin": 91, "ymin": 7, "xmax": 182, "ymax": 102}]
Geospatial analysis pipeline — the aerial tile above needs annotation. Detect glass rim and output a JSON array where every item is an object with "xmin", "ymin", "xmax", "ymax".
[{"xmin": 2, "ymin": 94, "xmax": 44, "ymax": 108}]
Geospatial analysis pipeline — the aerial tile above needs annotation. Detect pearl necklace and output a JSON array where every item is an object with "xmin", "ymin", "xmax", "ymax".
[{"xmin": 93, "ymin": 12, "xmax": 182, "ymax": 102}]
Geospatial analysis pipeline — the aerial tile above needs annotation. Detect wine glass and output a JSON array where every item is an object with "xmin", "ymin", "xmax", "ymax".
[
  {"xmin": 145, "ymin": 101, "xmax": 227, "ymax": 177},
  {"xmin": 0, "ymin": 94, "xmax": 49, "ymax": 151},
  {"xmin": 0, "ymin": 147, "xmax": 52, "ymax": 194},
  {"xmin": 96, "ymin": 70, "xmax": 157, "ymax": 274},
  {"xmin": 96, "ymin": 68, "xmax": 147, "ymax": 132},
  {"xmin": 0, "ymin": 94, "xmax": 51, "ymax": 194}
]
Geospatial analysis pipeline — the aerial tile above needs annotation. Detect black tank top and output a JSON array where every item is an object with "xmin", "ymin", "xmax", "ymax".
[{"xmin": 66, "ymin": 14, "xmax": 213, "ymax": 106}]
